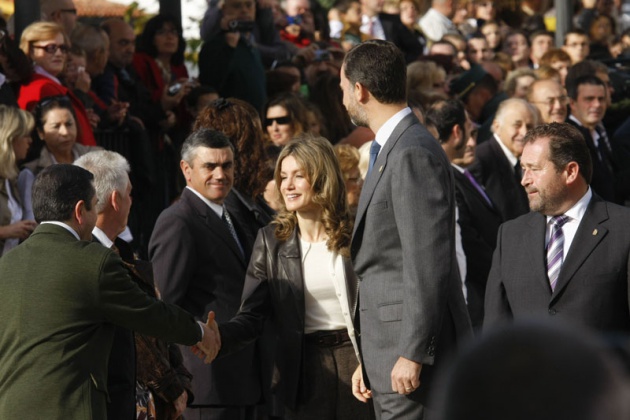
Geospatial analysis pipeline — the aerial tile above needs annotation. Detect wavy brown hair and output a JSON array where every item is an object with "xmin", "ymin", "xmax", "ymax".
[
  {"xmin": 193, "ymin": 98, "xmax": 267, "ymax": 198},
  {"xmin": 273, "ymin": 135, "xmax": 353, "ymax": 257}
]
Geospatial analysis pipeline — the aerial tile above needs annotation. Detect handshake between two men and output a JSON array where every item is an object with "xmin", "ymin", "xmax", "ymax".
[{"xmin": 192, "ymin": 311, "xmax": 222, "ymax": 363}]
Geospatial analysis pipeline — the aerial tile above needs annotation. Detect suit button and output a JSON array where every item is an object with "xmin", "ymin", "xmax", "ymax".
[{"xmin": 549, "ymin": 309, "xmax": 557, "ymax": 315}]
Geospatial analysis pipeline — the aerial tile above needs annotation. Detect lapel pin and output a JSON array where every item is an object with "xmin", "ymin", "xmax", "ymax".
[
  {"xmin": 379, "ymin": 166, "xmax": 383, "ymax": 173},
  {"xmin": 592, "ymin": 229, "xmax": 598, "ymax": 236}
]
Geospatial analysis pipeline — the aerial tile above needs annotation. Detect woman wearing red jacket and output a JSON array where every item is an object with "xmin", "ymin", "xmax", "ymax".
[{"xmin": 17, "ymin": 21, "xmax": 96, "ymax": 146}]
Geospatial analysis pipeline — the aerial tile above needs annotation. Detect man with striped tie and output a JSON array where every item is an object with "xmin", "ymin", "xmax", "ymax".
[{"xmin": 484, "ymin": 122, "xmax": 630, "ymax": 334}]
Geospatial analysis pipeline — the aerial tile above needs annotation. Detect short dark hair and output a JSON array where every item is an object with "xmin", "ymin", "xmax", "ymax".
[
  {"xmin": 343, "ymin": 40, "xmax": 406, "ymax": 104},
  {"xmin": 565, "ymin": 60, "xmax": 608, "ymax": 93},
  {"xmin": 523, "ymin": 122, "xmax": 593, "ymax": 184},
  {"xmin": 181, "ymin": 128, "xmax": 234, "ymax": 165},
  {"xmin": 426, "ymin": 99, "xmax": 466, "ymax": 143},
  {"xmin": 32, "ymin": 164, "xmax": 95, "ymax": 223},
  {"xmin": 529, "ymin": 30, "xmax": 554, "ymax": 44},
  {"xmin": 564, "ymin": 28, "xmax": 588, "ymax": 45},
  {"xmin": 566, "ymin": 74, "xmax": 606, "ymax": 100}
]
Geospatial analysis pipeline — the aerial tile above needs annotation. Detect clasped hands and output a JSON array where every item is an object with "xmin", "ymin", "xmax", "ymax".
[{"xmin": 191, "ymin": 311, "xmax": 222, "ymax": 364}]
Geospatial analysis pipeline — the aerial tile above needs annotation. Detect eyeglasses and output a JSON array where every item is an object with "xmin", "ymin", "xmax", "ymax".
[
  {"xmin": 265, "ymin": 116, "xmax": 291, "ymax": 126},
  {"xmin": 532, "ymin": 96, "xmax": 569, "ymax": 107},
  {"xmin": 60, "ymin": 8, "xmax": 77, "ymax": 14},
  {"xmin": 32, "ymin": 44, "xmax": 70, "ymax": 54}
]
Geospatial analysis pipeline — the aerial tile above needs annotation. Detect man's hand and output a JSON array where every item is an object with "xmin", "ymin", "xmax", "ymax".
[
  {"xmin": 192, "ymin": 311, "xmax": 221, "ymax": 363},
  {"xmin": 391, "ymin": 356, "xmax": 422, "ymax": 395},
  {"xmin": 351, "ymin": 364, "xmax": 372, "ymax": 402},
  {"xmin": 172, "ymin": 391, "xmax": 188, "ymax": 419}
]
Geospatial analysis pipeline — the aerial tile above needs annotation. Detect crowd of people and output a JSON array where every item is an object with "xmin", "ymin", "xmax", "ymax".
[{"xmin": 2, "ymin": 0, "xmax": 630, "ymax": 419}]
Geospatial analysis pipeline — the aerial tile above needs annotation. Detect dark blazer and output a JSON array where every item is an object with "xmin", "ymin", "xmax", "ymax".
[
  {"xmin": 566, "ymin": 118, "xmax": 617, "ymax": 203},
  {"xmin": 379, "ymin": 13, "xmax": 424, "ymax": 63},
  {"xmin": 452, "ymin": 168, "xmax": 502, "ymax": 330},
  {"xmin": 0, "ymin": 224, "xmax": 201, "ymax": 420},
  {"xmin": 351, "ymin": 112, "xmax": 471, "ymax": 401},
  {"xmin": 149, "ymin": 188, "xmax": 260, "ymax": 406},
  {"xmin": 219, "ymin": 226, "xmax": 359, "ymax": 410},
  {"xmin": 468, "ymin": 137, "xmax": 529, "ymax": 222},
  {"xmin": 484, "ymin": 194, "xmax": 630, "ymax": 333}
]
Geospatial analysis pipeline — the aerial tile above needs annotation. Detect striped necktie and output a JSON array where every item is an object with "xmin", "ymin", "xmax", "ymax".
[{"xmin": 546, "ymin": 215, "xmax": 570, "ymax": 291}]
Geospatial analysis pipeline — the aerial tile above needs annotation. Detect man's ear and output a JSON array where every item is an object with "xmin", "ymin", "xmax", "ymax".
[
  {"xmin": 110, "ymin": 191, "xmax": 120, "ymax": 212},
  {"xmin": 452, "ymin": 123, "xmax": 462, "ymax": 143},
  {"xmin": 564, "ymin": 161, "xmax": 580, "ymax": 185},
  {"xmin": 355, "ymin": 82, "xmax": 370, "ymax": 104},
  {"xmin": 74, "ymin": 200, "xmax": 86, "ymax": 225},
  {"xmin": 180, "ymin": 160, "xmax": 191, "ymax": 182}
]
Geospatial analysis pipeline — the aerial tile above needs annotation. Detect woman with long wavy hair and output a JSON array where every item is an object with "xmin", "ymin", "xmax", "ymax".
[
  {"xmin": 193, "ymin": 97, "xmax": 275, "ymax": 238},
  {"xmin": 214, "ymin": 135, "xmax": 373, "ymax": 419}
]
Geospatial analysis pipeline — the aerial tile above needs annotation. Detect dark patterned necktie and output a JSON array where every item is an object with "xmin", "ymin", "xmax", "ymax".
[{"xmin": 222, "ymin": 206, "xmax": 244, "ymax": 258}]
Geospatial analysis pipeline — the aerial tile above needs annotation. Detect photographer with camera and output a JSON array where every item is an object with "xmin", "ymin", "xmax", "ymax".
[{"xmin": 199, "ymin": 0, "xmax": 267, "ymax": 112}]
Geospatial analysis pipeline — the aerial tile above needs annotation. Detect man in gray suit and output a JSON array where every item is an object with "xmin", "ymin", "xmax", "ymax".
[
  {"xmin": 484, "ymin": 123, "xmax": 630, "ymax": 333},
  {"xmin": 340, "ymin": 40, "xmax": 471, "ymax": 418}
]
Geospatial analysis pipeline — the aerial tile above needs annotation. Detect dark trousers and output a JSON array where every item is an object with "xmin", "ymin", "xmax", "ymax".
[
  {"xmin": 184, "ymin": 405, "xmax": 257, "ymax": 420},
  {"xmin": 284, "ymin": 340, "xmax": 374, "ymax": 420}
]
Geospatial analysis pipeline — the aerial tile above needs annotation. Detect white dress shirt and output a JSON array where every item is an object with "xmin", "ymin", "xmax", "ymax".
[
  {"xmin": 373, "ymin": 107, "xmax": 413, "ymax": 158},
  {"xmin": 545, "ymin": 187, "xmax": 592, "ymax": 259}
]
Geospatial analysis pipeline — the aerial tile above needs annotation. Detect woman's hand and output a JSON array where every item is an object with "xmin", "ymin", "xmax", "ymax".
[{"xmin": 0, "ymin": 220, "xmax": 37, "ymax": 240}]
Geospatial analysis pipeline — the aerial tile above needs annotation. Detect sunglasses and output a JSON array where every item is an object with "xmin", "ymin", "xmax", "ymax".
[
  {"xmin": 265, "ymin": 116, "xmax": 291, "ymax": 126},
  {"xmin": 32, "ymin": 44, "xmax": 70, "ymax": 54}
]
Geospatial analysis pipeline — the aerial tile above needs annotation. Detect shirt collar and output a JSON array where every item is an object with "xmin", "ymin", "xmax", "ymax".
[
  {"xmin": 40, "ymin": 221, "xmax": 80, "ymax": 240},
  {"xmin": 92, "ymin": 226, "xmax": 114, "ymax": 248},
  {"xmin": 34, "ymin": 65, "xmax": 62, "ymax": 85},
  {"xmin": 374, "ymin": 107, "xmax": 412, "ymax": 151},
  {"xmin": 451, "ymin": 163, "xmax": 465, "ymax": 173},
  {"xmin": 546, "ymin": 187, "xmax": 592, "ymax": 224},
  {"xmin": 186, "ymin": 186, "xmax": 224, "ymax": 218},
  {"xmin": 493, "ymin": 133, "xmax": 518, "ymax": 168}
]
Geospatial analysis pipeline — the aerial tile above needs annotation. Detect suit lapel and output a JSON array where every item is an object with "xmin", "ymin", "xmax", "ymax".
[
  {"xmin": 552, "ymin": 197, "xmax": 609, "ymax": 300},
  {"xmin": 453, "ymin": 169, "xmax": 498, "ymax": 214},
  {"xmin": 524, "ymin": 213, "xmax": 551, "ymax": 293},
  {"xmin": 277, "ymin": 229, "xmax": 305, "ymax": 325},
  {"xmin": 182, "ymin": 189, "xmax": 246, "ymax": 266},
  {"xmin": 353, "ymin": 113, "xmax": 416, "ymax": 237}
]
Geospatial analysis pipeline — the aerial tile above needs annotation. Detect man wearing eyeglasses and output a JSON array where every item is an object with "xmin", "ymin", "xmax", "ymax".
[
  {"xmin": 41, "ymin": 0, "xmax": 78, "ymax": 37},
  {"xmin": 527, "ymin": 79, "xmax": 568, "ymax": 124}
]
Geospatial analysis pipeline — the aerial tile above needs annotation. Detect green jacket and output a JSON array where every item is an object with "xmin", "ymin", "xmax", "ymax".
[{"xmin": 0, "ymin": 224, "xmax": 201, "ymax": 419}]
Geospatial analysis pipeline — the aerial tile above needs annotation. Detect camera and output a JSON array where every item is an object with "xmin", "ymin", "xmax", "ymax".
[{"xmin": 228, "ymin": 20, "xmax": 255, "ymax": 33}]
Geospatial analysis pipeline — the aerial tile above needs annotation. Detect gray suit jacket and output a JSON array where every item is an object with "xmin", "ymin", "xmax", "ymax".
[
  {"xmin": 484, "ymin": 194, "xmax": 630, "ymax": 332},
  {"xmin": 351, "ymin": 112, "xmax": 471, "ymax": 396}
]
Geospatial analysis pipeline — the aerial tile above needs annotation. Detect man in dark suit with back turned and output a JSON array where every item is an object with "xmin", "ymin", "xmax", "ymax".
[
  {"xmin": 426, "ymin": 99, "xmax": 503, "ymax": 331},
  {"xmin": 484, "ymin": 123, "xmax": 630, "ymax": 333},
  {"xmin": 0, "ymin": 164, "xmax": 218, "ymax": 420},
  {"xmin": 340, "ymin": 40, "xmax": 471, "ymax": 419},
  {"xmin": 149, "ymin": 129, "xmax": 260, "ymax": 419}
]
